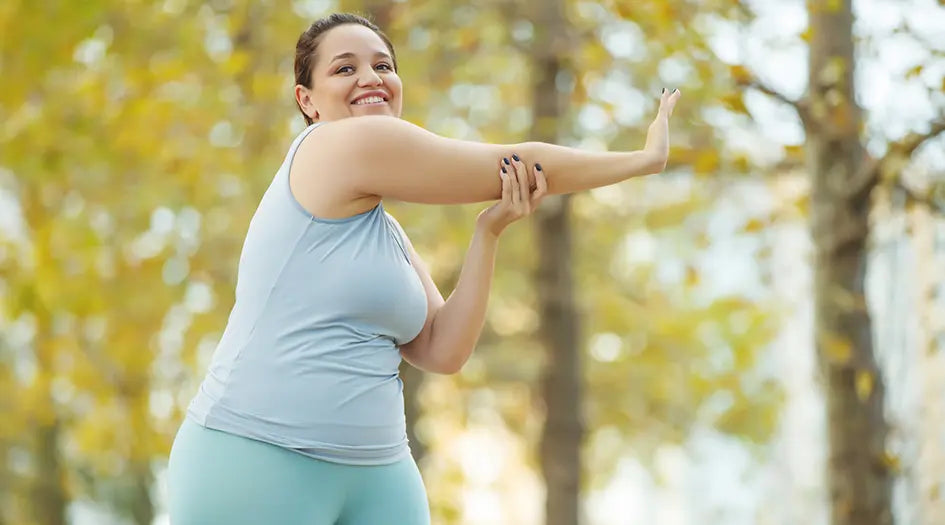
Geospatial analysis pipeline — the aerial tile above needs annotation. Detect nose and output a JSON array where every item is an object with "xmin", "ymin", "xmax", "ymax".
[{"xmin": 357, "ymin": 68, "xmax": 383, "ymax": 87}]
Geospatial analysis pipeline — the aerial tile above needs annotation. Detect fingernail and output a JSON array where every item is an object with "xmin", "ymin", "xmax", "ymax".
[
  {"xmin": 662, "ymin": 88, "xmax": 666, "ymax": 94},
  {"xmin": 535, "ymin": 163, "xmax": 542, "ymax": 171},
  {"xmin": 501, "ymin": 166, "xmax": 507, "ymax": 174},
  {"xmin": 503, "ymin": 157, "xmax": 510, "ymax": 165},
  {"xmin": 512, "ymin": 153, "xmax": 520, "ymax": 162},
  {"xmin": 674, "ymin": 88, "xmax": 679, "ymax": 93}
]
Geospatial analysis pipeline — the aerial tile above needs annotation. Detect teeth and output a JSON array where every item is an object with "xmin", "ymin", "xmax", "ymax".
[{"xmin": 355, "ymin": 96, "xmax": 384, "ymax": 105}]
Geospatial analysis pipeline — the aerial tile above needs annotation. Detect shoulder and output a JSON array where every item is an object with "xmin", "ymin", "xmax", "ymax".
[
  {"xmin": 300, "ymin": 115, "xmax": 415, "ymax": 155},
  {"xmin": 288, "ymin": 119, "xmax": 392, "ymax": 219}
]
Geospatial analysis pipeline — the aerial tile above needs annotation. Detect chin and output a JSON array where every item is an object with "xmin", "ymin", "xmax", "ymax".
[{"xmin": 352, "ymin": 104, "xmax": 397, "ymax": 118}]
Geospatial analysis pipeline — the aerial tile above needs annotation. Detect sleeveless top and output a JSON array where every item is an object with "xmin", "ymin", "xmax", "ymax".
[{"xmin": 186, "ymin": 122, "xmax": 428, "ymax": 465}]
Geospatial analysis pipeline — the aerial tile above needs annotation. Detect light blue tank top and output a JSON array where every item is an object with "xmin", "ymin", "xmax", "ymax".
[{"xmin": 187, "ymin": 123, "xmax": 428, "ymax": 465}]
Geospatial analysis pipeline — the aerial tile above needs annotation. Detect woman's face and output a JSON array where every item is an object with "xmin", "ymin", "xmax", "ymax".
[{"xmin": 296, "ymin": 24, "xmax": 402, "ymax": 122}]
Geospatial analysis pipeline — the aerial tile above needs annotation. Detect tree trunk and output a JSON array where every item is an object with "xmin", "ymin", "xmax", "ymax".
[
  {"xmin": 529, "ymin": 1, "xmax": 583, "ymax": 524},
  {"xmin": 807, "ymin": 2, "xmax": 892, "ymax": 524},
  {"xmin": 912, "ymin": 207, "xmax": 945, "ymax": 524},
  {"xmin": 128, "ymin": 462, "xmax": 155, "ymax": 525},
  {"xmin": 25, "ymin": 190, "xmax": 68, "ymax": 525},
  {"xmin": 31, "ymin": 420, "xmax": 67, "ymax": 525}
]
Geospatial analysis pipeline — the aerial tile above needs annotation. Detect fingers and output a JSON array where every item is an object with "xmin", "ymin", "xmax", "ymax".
[
  {"xmin": 658, "ymin": 87, "xmax": 681, "ymax": 117},
  {"xmin": 504, "ymin": 157, "xmax": 522, "ymax": 212},
  {"xmin": 509, "ymin": 155, "xmax": 530, "ymax": 214},
  {"xmin": 499, "ymin": 163, "xmax": 512, "ymax": 204},
  {"xmin": 530, "ymin": 163, "xmax": 547, "ymax": 207}
]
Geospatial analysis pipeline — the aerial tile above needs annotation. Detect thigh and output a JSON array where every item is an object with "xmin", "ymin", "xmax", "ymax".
[
  {"xmin": 167, "ymin": 419, "xmax": 344, "ymax": 525},
  {"xmin": 338, "ymin": 455, "xmax": 430, "ymax": 525}
]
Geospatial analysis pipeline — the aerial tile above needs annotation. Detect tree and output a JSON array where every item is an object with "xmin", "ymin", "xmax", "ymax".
[
  {"xmin": 1, "ymin": 2, "xmax": 788, "ymax": 523},
  {"xmin": 526, "ymin": 0, "xmax": 585, "ymax": 523},
  {"xmin": 0, "ymin": 1, "xmax": 301, "ymax": 522},
  {"xmin": 736, "ymin": 0, "xmax": 945, "ymax": 523}
]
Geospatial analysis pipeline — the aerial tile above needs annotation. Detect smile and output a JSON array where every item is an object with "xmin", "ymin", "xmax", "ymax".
[{"xmin": 352, "ymin": 96, "xmax": 387, "ymax": 105}]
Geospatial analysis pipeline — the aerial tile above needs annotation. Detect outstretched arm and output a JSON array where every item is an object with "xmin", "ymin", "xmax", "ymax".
[{"xmin": 295, "ymin": 90, "xmax": 681, "ymax": 206}]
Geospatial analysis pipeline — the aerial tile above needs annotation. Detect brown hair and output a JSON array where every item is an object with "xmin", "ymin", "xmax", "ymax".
[{"xmin": 294, "ymin": 13, "xmax": 398, "ymax": 125}]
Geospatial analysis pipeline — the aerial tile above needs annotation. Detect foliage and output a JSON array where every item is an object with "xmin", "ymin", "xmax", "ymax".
[{"xmin": 0, "ymin": 0, "xmax": 790, "ymax": 523}]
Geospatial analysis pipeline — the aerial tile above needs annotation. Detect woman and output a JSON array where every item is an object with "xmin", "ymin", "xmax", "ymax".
[{"xmin": 167, "ymin": 12, "xmax": 681, "ymax": 525}]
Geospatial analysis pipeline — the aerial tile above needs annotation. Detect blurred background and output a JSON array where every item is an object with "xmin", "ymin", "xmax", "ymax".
[{"xmin": 2, "ymin": 0, "xmax": 944, "ymax": 524}]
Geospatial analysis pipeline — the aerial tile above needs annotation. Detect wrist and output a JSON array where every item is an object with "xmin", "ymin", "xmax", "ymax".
[{"xmin": 474, "ymin": 221, "xmax": 503, "ymax": 242}]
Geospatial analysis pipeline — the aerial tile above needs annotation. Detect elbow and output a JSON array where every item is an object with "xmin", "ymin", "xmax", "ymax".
[
  {"xmin": 428, "ymin": 346, "xmax": 467, "ymax": 375},
  {"xmin": 646, "ymin": 153, "xmax": 668, "ymax": 175},
  {"xmin": 433, "ymin": 355, "xmax": 466, "ymax": 375}
]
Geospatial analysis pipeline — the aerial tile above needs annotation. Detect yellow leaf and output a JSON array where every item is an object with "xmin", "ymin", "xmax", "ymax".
[
  {"xmin": 730, "ymin": 65, "xmax": 752, "ymax": 84},
  {"xmin": 881, "ymin": 451, "xmax": 902, "ymax": 474},
  {"xmin": 685, "ymin": 266, "xmax": 700, "ymax": 286},
  {"xmin": 743, "ymin": 218, "xmax": 765, "ymax": 233},
  {"xmin": 693, "ymin": 150, "xmax": 720, "ymax": 174},
  {"xmin": 721, "ymin": 92, "xmax": 748, "ymax": 114},
  {"xmin": 855, "ymin": 370, "xmax": 873, "ymax": 401},
  {"xmin": 906, "ymin": 65, "xmax": 923, "ymax": 79},
  {"xmin": 784, "ymin": 144, "xmax": 804, "ymax": 159},
  {"xmin": 223, "ymin": 50, "xmax": 250, "ymax": 76},
  {"xmin": 733, "ymin": 154, "xmax": 751, "ymax": 173},
  {"xmin": 821, "ymin": 333, "xmax": 852, "ymax": 363},
  {"xmin": 799, "ymin": 27, "xmax": 812, "ymax": 43}
]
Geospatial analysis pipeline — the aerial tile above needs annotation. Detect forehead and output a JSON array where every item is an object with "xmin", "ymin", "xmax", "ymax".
[{"xmin": 318, "ymin": 24, "xmax": 389, "ymax": 59}]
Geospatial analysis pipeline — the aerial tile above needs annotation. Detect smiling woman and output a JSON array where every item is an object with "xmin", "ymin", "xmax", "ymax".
[
  {"xmin": 294, "ymin": 14, "xmax": 402, "ymax": 123},
  {"xmin": 167, "ymin": 11, "xmax": 681, "ymax": 525}
]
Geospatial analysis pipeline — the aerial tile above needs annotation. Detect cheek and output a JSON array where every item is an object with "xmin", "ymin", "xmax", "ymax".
[
  {"xmin": 385, "ymin": 72, "xmax": 401, "ymax": 89},
  {"xmin": 388, "ymin": 77, "xmax": 404, "ymax": 99}
]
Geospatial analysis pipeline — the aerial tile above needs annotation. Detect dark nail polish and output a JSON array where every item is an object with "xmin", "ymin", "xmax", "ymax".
[
  {"xmin": 674, "ymin": 88, "xmax": 678, "ymax": 93},
  {"xmin": 535, "ymin": 163, "xmax": 542, "ymax": 171},
  {"xmin": 503, "ymin": 157, "xmax": 510, "ymax": 165},
  {"xmin": 662, "ymin": 88, "xmax": 666, "ymax": 94},
  {"xmin": 501, "ymin": 166, "xmax": 507, "ymax": 173},
  {"xmin": 512, "ymin": 153, "xmax": 520, "ymax": 162}
]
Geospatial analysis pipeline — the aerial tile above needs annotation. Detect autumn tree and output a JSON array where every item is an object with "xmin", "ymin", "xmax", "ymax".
[{"xmin": 733, "ymin": 0, "xmax": 945, "ymax": 523}]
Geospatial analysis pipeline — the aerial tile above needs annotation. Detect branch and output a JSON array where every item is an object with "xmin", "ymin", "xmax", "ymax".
[
  {"xmin": 887, "ymin": 116, "xmax": 945, "ymax": 159},
  {"xmin": 736, "ymin": 74, "xmax": 810, "ymax": 128},
  {"xmin": 750, "ymin": 80, "xmax": 800, "ymax": 111},
  {"xmin": 846, "ymin": 114, "xmax": 945, "ymax": 201},
  {"xmin": 846, "ymin": 156, "xmax": 880, "ymax": 202},
  {"xmin": 895, "ymin": 180, "xmax": 945, "ymax": 216}
]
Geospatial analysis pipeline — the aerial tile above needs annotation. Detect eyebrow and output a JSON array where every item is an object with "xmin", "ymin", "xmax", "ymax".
[{"xmin": 329, "ymin": 51, "xmax": 393, "ymax": 63}]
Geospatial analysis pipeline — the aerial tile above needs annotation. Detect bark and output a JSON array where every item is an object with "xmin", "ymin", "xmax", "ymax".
[
  {"xmin": 23, "ymin": 186, "xmax": 69, "ymax": 525},
  {"xmin": 31, "ymin": 420, "xmax": 67, "ymax": 525},
  {"xmin": 807, "ymin": 1, "xmax": 891, "ymax": 523},
  {"xmin": 911, "ymin": 207, "xmax": 945, "ymax": 524},
  {"xmin": 128, "ymin": 462, "xmax": 155, "ymax": 525},
  {"xmin": 529, "ymin": 1, "xmax": 584, "ymax": 524}
]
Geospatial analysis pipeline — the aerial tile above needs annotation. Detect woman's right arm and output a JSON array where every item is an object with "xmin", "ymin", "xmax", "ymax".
[{"xmin": 297, "ymin": 90, "xmax": 680, "ymax": 206}]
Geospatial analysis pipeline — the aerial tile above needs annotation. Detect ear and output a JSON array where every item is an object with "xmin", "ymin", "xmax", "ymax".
[{"xmin": 294, "ymin": 84, "xmax": 318, "ymax": 122}]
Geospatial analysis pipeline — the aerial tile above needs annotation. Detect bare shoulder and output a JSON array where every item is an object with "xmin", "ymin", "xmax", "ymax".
[{"xmin": 288, "ymin": 120, "xmax": 388, "ymax": 219}]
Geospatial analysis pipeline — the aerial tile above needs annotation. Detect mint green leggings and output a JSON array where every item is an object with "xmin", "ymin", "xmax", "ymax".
[{"xmin": 167, "ymin": 419, "xmax": 430, "ymax": 525}]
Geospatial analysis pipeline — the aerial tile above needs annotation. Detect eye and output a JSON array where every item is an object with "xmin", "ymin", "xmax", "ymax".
[
  {"xmin": 335, "ymin": 65, "xmax": 354, "ymax": 74},
  {"xmin": 375, "ymin": 63, "xmax": 393, "ymax": 71}
]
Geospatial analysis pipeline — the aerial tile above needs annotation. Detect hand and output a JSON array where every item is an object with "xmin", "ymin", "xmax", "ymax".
[
  {"xmin": 476, "ymin": 155, "xmax": 548, "ymax": 238},
  {"xmin": 644, "ymin": 88, "xmax": 682, "ymax": 172},
  {"xmin": 658, "ymin": 87, "xmax": 681, "ymax": 118}
]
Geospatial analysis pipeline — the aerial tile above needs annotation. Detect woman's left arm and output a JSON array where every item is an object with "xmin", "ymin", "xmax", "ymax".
[{"xmin": 400, "ymin": 156, "xmax": 547, "ymax": 374}]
